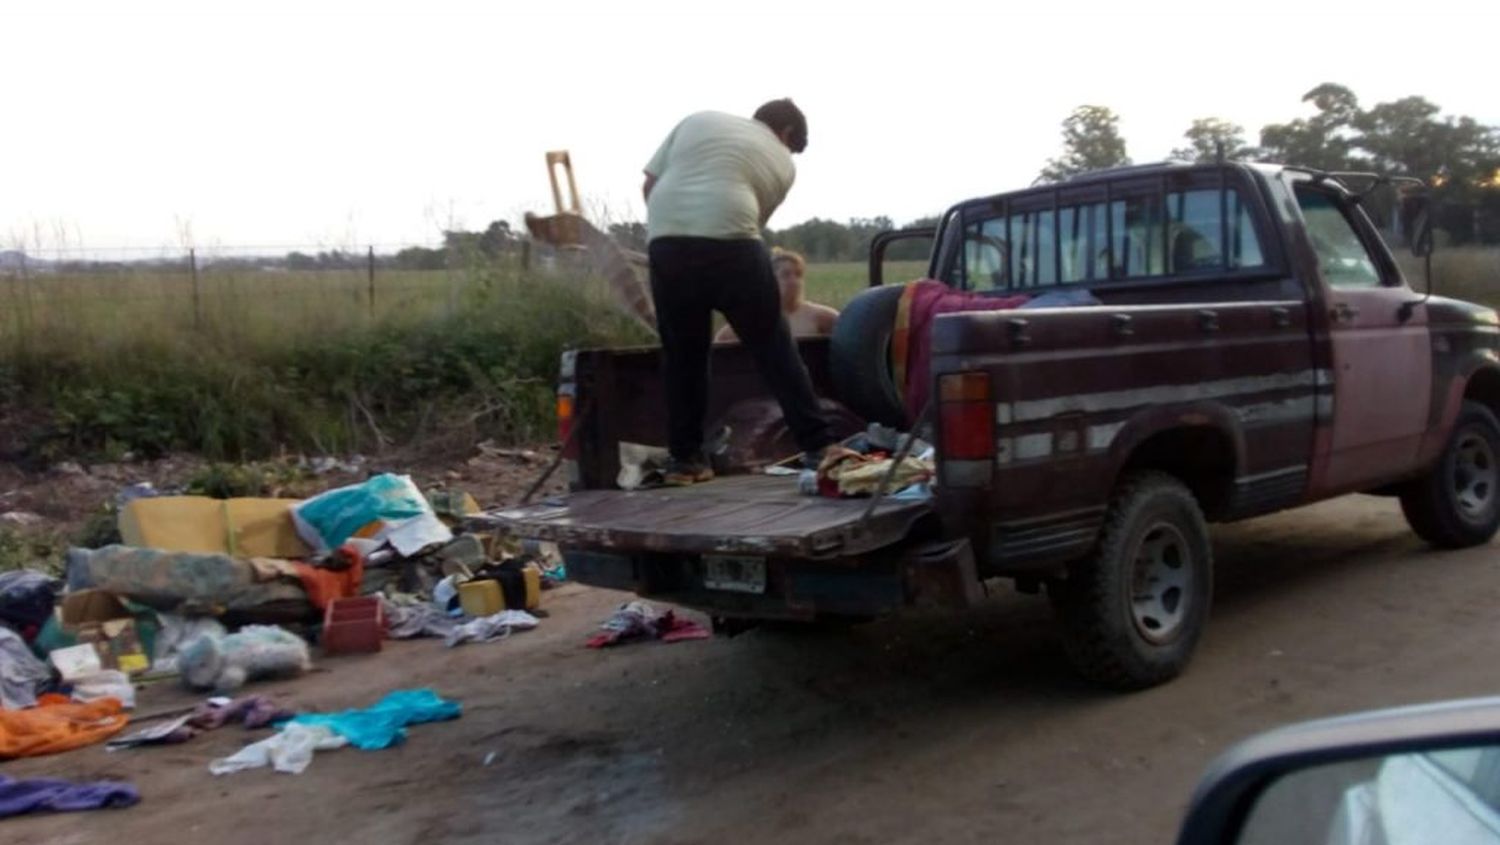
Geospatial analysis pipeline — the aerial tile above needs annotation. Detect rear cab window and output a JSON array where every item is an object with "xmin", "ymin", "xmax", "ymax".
[{"xmin": 940, "ymin": 166, "xmax": 1272, "ymax": 293}]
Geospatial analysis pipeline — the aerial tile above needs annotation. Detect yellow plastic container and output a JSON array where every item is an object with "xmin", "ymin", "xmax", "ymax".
[
  {"xmin": 459, "ymin": 580, "xmax": 503, "ymax": 617},
  {"xmin": 521, "ymin": 565, "xmax": 541, "ymax": 610},
  {"xmin": 458, "ymin": 568, "xmax": 543, "ymax": 616}
]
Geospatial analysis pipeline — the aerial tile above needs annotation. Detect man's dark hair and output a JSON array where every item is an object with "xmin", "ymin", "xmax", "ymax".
[{"xmin": 753, "ymin": 98, "xmax": 807, "ymax": 153}]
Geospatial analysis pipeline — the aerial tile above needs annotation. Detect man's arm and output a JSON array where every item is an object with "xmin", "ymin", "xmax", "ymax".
[{"xmin": 642, "ymin": 121, "xmax": 678, "ymax": 203}]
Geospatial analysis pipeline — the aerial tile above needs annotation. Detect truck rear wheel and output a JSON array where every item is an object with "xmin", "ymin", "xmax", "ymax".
[
  {"xmin": 1399, "ymin": 400, "xmax": 1500, "ymax": 549},
  {"xmin": 1049, "ymin": 471, "xmax": 1213, "ymax": 691}
]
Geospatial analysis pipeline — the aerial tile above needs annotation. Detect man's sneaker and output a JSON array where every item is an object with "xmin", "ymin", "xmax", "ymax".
[{"xmin": 663, "ymin": 459, "xmax": 714, "ymax": 486}]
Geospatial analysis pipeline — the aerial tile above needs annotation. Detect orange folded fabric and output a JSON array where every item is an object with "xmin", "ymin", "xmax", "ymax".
[
  {"xmin": 293, "ymin": 553, "xmax": 365, "ymax": 611},
  {"xmin": 0, "ymin": 696, "xmax": 129, "ymax": 759}
]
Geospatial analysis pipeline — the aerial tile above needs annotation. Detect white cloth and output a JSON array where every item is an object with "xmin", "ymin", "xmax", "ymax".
[
  {"xmin": 444, "ymin": 610, "xmax": 540, "ymax": 647},
  {"xmin": 645, "ymin": 111, "xmax": 794, "ymax": 241},
  {"xmin": 0, "ymin": 626, "xmax": 51, "ymax": 710},
  {"xmin": 209, "ymin": 723, "xmax": 348, "ymax": 775},
  {"xmin": 70, "ymin": 670, "xmax": 136, "ymax": 709}
]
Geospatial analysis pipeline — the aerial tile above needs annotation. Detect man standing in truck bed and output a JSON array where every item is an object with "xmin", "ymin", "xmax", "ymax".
[{"xmin": 642, "ymin": 99, "xmax": 834, "ymax": 485}]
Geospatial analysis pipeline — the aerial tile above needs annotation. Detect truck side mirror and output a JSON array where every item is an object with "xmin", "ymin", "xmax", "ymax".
[
  {"xmin": 868, "ymin": 227, "xmax": 936, "ymax": 288},
  {"xmin": 1402, "ymin": 194, "xmax": 1434, "ymax": 258}
]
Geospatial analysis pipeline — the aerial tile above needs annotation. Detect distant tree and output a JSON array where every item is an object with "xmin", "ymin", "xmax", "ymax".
[
  {"xmin": 1038, "ymin": 105, "xmax": 1131, "ymax": 182},
  {"xmin": 1258, "ymin": 83, "xmax": 1361, "ymax": 170},
  {"xmin": 394, "ymin": 246, "xmax": 445, "ymax": 271},
  {"xmin": 286, "ymin": 251, "xmax": 318, "ymax": 270},
  {"xmin": 477, "ymin": 220, "xmax": 516, "ymax": 258},
  {"xmin": 1171, "ymin": 118, "xmax": 1256, "ymax": 163},
  {"xmin": 885, "ymin": 215, "xmax": 941, "ymax": 261}
]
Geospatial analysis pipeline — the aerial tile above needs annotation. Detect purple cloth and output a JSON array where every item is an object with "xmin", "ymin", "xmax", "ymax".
[
  {"xmin": 189, "ymin": 695, "xmax": 293, "ymax": 730},
  {"xmin": 0, "ymin": 774, "xmax": 139, "ymax": 818}
]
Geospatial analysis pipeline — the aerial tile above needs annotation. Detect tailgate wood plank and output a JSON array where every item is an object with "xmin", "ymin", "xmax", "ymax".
[{"xmin": 476, "ymin": 475, "xmax": 930, "ymax": 558}]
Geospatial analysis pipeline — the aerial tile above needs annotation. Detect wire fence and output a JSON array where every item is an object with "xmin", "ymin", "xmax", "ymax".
[{"xmin": 0, "ymin": 242, "xmax": 551, "ymax": 343}]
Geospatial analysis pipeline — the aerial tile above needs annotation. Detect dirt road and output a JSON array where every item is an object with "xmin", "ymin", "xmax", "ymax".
[{"xmin": 8, "ymin": 494, "xmax": 1500, "ymax": 844}]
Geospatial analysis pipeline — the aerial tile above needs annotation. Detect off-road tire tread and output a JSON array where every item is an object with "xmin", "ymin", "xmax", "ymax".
[
  {"xmin": 1399, "ymin": 401, "xmax": 1500, "ymax": 549},
  {"xmin": 1052, "ymin": 471, "xmax": 1212, "ymax": 691}
]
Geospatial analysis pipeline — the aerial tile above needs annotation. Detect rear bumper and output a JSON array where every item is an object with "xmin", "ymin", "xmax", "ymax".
[{"xmin": 565, "ymin": 538, "xmax": 982, "ymax": 620}]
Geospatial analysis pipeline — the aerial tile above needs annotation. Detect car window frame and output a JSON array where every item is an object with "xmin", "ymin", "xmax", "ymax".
[
  {"xmin": 940, "ymin": 165, "xmax": 1284, "ymax": 294},
  {"xmin": 1289, "ymin": 180, "xmax": 1402, "ymax": 291}
]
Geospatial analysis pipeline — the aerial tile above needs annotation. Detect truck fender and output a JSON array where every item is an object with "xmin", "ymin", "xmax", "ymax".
[{"xmin": 1101, "ymin": 403, "xmax": 1246, "ymax": 518}]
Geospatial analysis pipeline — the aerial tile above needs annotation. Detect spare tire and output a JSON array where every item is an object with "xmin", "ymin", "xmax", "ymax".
[{"xmin": 829, "ymin": 285, "xmax": 908, "ymax": 427}]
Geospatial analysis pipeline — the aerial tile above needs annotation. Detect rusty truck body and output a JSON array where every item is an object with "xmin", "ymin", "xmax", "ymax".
[{"xmin": 490, "ymin": 162, "xmax": 1500, "ymax": 689}]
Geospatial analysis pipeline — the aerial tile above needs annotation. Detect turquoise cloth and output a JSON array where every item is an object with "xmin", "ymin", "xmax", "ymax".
[{"xmin": 285, "ymin": 689, "xmax": 461, "ymax": 750}]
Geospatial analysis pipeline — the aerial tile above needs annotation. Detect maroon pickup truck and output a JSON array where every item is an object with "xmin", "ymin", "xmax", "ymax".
[{"xmin": 489, "ymin": 162, "xmax": 1500, "ymax": 690}]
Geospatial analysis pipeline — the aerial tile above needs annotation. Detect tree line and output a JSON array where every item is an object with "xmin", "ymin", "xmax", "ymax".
[
  {"xmin": 1040, "ymin": 83, "xmax": 1500, "ymax": 245},
  {"xmin": 380, "ymin": 81, "xmax": 1500, "ymax": 271}
]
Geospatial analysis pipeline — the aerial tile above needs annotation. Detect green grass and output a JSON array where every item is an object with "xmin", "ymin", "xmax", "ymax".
[
  {"xmin": 1395, "ymin": 247, "xmax": 1500, "ymax": 306},
  {"xmin": 0, "ymin": 247, "xmax": 1493, "ymax": 465},
  {"xmin": 0, "ymin": 258, "xmax": 653, "ymax": 460},
  {"xmin": 804, "ymin": 260, "xmax": 927, "ymax": 308}
]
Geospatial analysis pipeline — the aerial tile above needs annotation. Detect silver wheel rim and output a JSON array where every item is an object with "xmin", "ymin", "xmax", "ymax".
[
  {"xmin": 1455, "ymin": 432, "xmax": 1497, "ymax": 520},
  {"xmin": 1130, "ymin": 522, "xmax": 1193, "ymax": 645}
]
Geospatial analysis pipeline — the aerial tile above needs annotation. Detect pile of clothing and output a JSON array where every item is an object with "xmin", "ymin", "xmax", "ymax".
[{"xmin": 797, "ymin": 424, "xmax": 935, "ymax": 500}]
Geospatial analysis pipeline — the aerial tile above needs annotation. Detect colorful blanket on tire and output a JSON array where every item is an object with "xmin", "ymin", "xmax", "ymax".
[{"xmin": 891, "ymin": 281, "xmax": 1031, "ymax": 419}]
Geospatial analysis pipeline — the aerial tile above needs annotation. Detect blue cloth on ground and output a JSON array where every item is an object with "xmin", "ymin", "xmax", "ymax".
[
  {"xmin": 0, "ymin": 774, "xmax": 139, "ymax": 818},
  {"xmin": 284, "ymin": 688, "xmax": 461, "ymax": 750}
]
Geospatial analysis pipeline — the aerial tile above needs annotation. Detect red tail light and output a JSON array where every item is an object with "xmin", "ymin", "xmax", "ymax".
[
  {"xmin": 938, "ymin": 372, "xmax": 994, "ymax": 460},
  {"xmin": 557, "ymin": 392, "xmax": 578, "ymax": 458}
]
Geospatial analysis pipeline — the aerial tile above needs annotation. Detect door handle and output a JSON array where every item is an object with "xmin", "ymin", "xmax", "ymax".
[{"xmin": 1331, "ymin": 302, "xmax": 1360, "ymax": 323}]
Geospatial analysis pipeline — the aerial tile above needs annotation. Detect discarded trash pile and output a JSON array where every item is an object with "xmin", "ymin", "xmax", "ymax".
[{"xmin": 0, "ymin": 470, "xmax": 568, "ymax": 814}]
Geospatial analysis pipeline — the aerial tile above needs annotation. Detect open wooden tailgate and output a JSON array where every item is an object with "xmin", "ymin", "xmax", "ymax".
[{"xmin": 475, "ymin": 475, "xmax": 931, "ymax": 559}]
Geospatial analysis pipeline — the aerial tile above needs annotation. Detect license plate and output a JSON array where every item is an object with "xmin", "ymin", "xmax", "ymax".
[{"xmin": 702, "ymin": 555, "xmax": 767, "ymax": 594}]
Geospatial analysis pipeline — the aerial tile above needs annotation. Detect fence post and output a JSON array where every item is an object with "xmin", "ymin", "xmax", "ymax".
[
  {"xmin": 189, "ymin": 248, "xmax": 201, "ymax": 329},
  {"xmin": 367, "ymin": 245, "xmax": 376, "ymax": 317},
  {"xmin": 16, "ymin": 251, "xmax": 33, "ymax": 342}
]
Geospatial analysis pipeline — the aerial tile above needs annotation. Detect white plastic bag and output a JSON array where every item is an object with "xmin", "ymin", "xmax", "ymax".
[{"xmin": 209, "ymin": 723, "xmax": 348, "ymax": 775}]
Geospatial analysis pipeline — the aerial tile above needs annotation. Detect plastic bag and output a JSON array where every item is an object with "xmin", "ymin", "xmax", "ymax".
[
  {"xmin": 0, "ymin": 626, "xmax": 52, "ymax": 709},
  {"xmin": 152, "ymin": 615, "xmax": 228, "ymax": 674},
  {"xmin": 290, "ymin": 474, "xmax": 451, "ymax": 556},
  {"xmin": 209, "ymin": 723, "xmax": 348, "ymax": 775},
  {"xmin": 0, "ymin": 570, "xmax": 59, "ymax": 634}
]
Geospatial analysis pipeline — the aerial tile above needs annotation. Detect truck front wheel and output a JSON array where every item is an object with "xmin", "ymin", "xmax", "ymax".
[
  {"xmin": 1049, "ymin": 471, "xmax": 1213, "ymax": 691},
  {"xmin": 1399, "ymin": 400, "xmax": 1500, "ymax": 549}
]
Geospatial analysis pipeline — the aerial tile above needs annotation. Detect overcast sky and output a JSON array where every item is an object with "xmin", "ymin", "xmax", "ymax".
[{"xmin": 5, "ymin": 0, "xmax": 1497, "ymax": 254}]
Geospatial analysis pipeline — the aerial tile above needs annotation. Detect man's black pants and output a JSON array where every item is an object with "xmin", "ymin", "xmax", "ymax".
[{"xmin": 648, "ymin": 236, "xmax": 833, "ymax": 463}]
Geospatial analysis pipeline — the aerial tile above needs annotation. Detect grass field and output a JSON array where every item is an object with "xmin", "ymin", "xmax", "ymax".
[{"xmin": 0, "ymin": 248, "xmax": 1495, "ymax": 462}]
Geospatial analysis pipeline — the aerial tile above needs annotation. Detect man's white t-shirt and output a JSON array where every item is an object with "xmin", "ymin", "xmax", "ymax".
[{"xmin": 644, "ymin": 111, "xmax": 795, "ymax": 242}]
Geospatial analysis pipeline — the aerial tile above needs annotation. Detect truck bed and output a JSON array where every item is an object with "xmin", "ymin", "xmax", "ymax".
[{"xmin": 479, "ymin": 474, "xmax": 932, "ymax": 559}]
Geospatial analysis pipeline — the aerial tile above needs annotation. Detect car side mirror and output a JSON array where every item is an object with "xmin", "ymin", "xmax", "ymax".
[{"xmin": 1176, "ymin": 696, "xmax": 1500, "ymax": 845}]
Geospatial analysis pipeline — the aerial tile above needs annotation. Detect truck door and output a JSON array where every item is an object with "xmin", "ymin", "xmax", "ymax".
[{"xmin": 1295, "ymin": 182, "xmax": 1431, "ymax": 493}]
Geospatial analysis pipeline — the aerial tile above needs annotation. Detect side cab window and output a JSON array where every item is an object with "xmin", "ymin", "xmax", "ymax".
[{"xmin": 1291, "ymin": 185, "xmax": 1389, "ymax": 289}]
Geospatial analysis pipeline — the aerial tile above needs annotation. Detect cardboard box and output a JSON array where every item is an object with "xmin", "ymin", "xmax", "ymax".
[
  {"xmin": 50, "ymin": 643, "xmax": 103, "ymax": 681},
  {"xmin": 58, "ymin": 589, "xmax": 149, "ymax": 676},
  {"xmin": 119, "ymin": 496, "xmax": 309, "ymax": 558},
  {"xmin": 60, "ymin": 589, "xmax": 130, "ymax": 628},
  {"xmin": 76, "ymin": 618, "xmax": 149, "ymax": 675}
]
